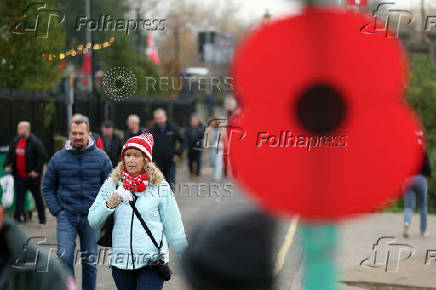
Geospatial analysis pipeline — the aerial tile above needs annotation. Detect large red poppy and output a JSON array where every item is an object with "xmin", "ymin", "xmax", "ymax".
[{"xmin": 229, "ymin": 8, "xmax": 423, "ymax": 221}]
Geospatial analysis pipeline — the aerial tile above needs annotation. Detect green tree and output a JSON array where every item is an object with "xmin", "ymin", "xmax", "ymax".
[
  {"xmin": 99, "ymin": 32, "xmax": 164, "ymax": 98},
  {"xmin": 54, "ymin": 0, "xmax": 164, "ymax": 98},
  {"xmin": 406, "ymin": 53, "xmax": 436, "ymax": 212},
  {"xmin": 0, "ymin": 0, "xmax": 65, "ymax": 91}
]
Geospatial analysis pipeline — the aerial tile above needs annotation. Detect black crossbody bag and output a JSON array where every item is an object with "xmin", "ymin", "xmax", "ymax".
[
  {"xmin": 129, "ymin": 197, "xmax": 172, "ymax": 281},
  {"xmin": 97, "ymin": 183, "xmax": 120, "ymax": 247},
  {"xmin": 97, "ymin": 213, "xmax": 114, "ymax": 247}
]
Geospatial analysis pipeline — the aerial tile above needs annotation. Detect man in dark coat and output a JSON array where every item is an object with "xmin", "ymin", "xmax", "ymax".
[
  {"xmin": 43, "ymin": 117, "xmax": 112, "ymax": 290},
  {"xmin": 3, "ymin": 121, "xmax": 48, "ymax": 225},
  {"xmin": 97, "ymin": 121, "xmax": 123, "ymax": 168},
  {"xmin": 123, "ymin": 114, "xmax": 146, "ymax": 144},
  {"xmin": 184, "ymin": 115, "xmax": 204, "ymax": 178},
  {"xmin": 150, "ymin": 108, "xmax": 186, "ymax": 189}
]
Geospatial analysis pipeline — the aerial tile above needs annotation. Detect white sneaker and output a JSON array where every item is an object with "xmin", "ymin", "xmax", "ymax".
[
  {"xmin": 421, "ymin": 230, "xmax": 429, "ymax": 237},
  {"xmin": 403, "ymin": 223, "xmax": 410, "ymax": 238}
]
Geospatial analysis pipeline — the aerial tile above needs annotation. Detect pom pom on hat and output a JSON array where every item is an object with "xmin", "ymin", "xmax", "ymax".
[{"xmin": 121, "ymin": 132, "xmax": 154, "ymax": 162}]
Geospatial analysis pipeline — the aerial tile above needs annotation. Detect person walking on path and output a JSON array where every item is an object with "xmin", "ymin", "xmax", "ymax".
[
  {"xmin": 3, "ymin": 121, "xmax": 48, "ymax": 225},
  {"xmin": 203, "ymin": 90, "xmax": 215, "ymax": 119},
  {"xmin": 150, "ymin": 108, "xmax": 186, "ymax": 189},
  {"xmin": 43, "ymin": 117, "xmax": 112, "ymax": 290},
  {"xmin": 97, "ymin": 121, "xmax": 123, "ymax": 168},
  {"xmin": 71, "ymin": 114, "xmax": 104, "ymax": 150},
  {"xmin": 88, "ymin": 133, "xmax": 187, "ymax": 290},
  {"xmin": 204, "ymin": 118, "xmax": 226, "ymax": 181},
  {"xmin": 403, "ymin": 131, "xmax": 432, "ymax": 238},
  {"xmin": 224, "ymin": 93, "xmax": 237, "ymax": 119},
  {"xmin": 184, "ymin": 115, "xmax": 204, "ymax": 179},
  {"xmin": 123, "ymin": 114, "xmax": 145, "ymax": 144}
]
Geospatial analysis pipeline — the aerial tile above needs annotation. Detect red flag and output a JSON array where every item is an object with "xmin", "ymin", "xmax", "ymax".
[
  {"xmin": 146, "ymin": 34, "xmax": 160, "ymax": 65},
  {"xmin": 346, "ymin": 0, "xmax": 368, "ymax": 6},
  {"xmin": 82, "ymin": 54, "xmax": 92, "ymax": 85},
  {"xmin": 60, "ymin": 60, "xmax": 66, "ymax": 71}
]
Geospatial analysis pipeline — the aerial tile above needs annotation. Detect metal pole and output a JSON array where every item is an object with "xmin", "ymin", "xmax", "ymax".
[
  {"xmin": 85, "ymin": 0, "xmax": 93, "ymax": 90},
  {"xmin": 174, "ymin": 27, "xmax": 180, "ymax": 62},
  {"xmin": 86, "ymin": 0, "xmax": 100, "ymax": 130},
  {"xmin": 67, "ymin": 73, "xmax": 74, "ymax": 132},
  {"xmin": 136, "ymin": 7, "xmax": 141, "ymax": 51},
  {"xmin": 422, "ymin": 0, "xmax": 426, "ymax": 43}
]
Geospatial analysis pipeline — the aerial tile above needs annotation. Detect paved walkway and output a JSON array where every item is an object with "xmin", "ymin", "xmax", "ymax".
[{"xmin": 16, "ymin": 163, "xmax": 436, "ymax": 289}]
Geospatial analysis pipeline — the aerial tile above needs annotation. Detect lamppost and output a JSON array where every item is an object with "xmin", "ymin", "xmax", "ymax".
[
  {"xmin": 422, "ymin": 0, "xmax": 426, "ymax": 43},
  {"xmin": 85, "ymin": 0, "xmax": 100, "ymax": 129}
]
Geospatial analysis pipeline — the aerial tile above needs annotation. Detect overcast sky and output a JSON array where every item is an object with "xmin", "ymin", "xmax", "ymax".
[
  {"xmin": 153, "ymin": 0, "xmax": 436, "ymax": 24},
  {"xmin": 183, "ymin": 0, "xmax": 302, "ymax": 23},
  {"xmin": 230, "ymin": 0, "xmax": 302, "ymax": 22},
  {"xmin": 187, "ymin": 0, "xmax": 436, "ymax": 23}
]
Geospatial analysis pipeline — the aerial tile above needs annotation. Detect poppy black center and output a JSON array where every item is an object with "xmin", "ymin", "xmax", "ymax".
[{"xmin": 295, "ymin": 84, "xmax": 346, "ymax": 135}]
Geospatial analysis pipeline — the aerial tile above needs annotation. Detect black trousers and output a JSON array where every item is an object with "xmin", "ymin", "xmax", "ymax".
[
  {"xmin": 14, "ymin": 175, "xmax": 46, "ymax": 224},
  {"xmin": 155, "ymin": 161, "xmax": 176, "ymax": 191},
  {"xmin": 188, "ymin": 151, "xmax": 201, "ymax": 176}
]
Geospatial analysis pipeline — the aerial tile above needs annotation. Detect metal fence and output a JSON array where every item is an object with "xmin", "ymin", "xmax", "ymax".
[{"xmin": 0, "ymin": 89, "xmax": 196, "ymax": 156}]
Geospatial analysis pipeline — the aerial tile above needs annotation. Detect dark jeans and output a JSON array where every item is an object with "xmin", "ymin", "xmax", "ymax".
[
  {"xmin": 14, "ymin": 175, "xmax": 46, "ymax": 224},
  {"xmin": 56, "ymin": 211, "xmax": 99, "ymax": 290},
  {"xmin": 112, "ymin": 265, "xmax": 164, "ymax": 290},
  {"xmin": 404, "ymin": 174, "xmax": 428, "ymax": 233},
  {"xmin": 156, "ymin": 161, "xmax": 175, "ymax": 191},
  {"xmin": 188, "ymin": 151, "xmax": 201, "ymax": 176}
]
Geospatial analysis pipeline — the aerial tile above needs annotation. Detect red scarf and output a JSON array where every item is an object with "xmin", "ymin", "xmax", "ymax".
[{"xmin": 122, "ymin": 169, "xmax": 149, "ymax": 192}]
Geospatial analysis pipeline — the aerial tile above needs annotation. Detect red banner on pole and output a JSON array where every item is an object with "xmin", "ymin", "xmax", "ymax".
[{"xmin": 346, "ymin": 0, "xmax": 368, "ymax": 6}]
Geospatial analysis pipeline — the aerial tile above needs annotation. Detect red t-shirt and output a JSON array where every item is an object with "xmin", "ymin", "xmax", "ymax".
[{"xmin": 16, "ymin": 138, "xmax": 27, "ymax": 178}]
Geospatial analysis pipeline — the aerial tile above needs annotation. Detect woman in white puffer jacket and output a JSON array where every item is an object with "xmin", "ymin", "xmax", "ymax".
[{"xmin": 88, "ymin": 133, "xmax": 187, "ymax": 290}]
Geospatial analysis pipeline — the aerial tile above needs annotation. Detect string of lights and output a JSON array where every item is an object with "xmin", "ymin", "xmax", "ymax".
[{"xmin": 43, "ymin": 36, "xmax": 115, "ymax": 61}]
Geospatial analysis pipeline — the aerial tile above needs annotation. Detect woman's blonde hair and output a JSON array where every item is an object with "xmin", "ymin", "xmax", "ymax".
[{"xmin": 110, "ymin": 155, "xmax": 164, "ymax": 186}]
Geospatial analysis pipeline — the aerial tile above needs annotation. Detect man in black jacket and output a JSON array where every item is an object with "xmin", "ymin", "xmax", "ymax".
[
  {"xmin": 3, "ymin": 121, "xmax": 48, "ymax": 225},
  {"xmin": 98, "ymin": 121, "xmax": 123, "ymax": 168},
  {"xmin": 150, "ymin": 108, "xmax": 186, "ymax": 189},
  {"xmin": 123, "ymin": 114, "xmax": 145, "ymax": 144},
  {"xmin": 184, "ymin": 115, "xmax": 204, "ymax": 179}
]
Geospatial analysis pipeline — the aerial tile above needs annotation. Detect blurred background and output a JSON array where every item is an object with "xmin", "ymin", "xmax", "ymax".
[{"xmin": 0, "ymin": 0, "xmax": 436, "ymax": 210}]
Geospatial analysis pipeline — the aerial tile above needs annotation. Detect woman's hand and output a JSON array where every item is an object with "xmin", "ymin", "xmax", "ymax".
[{"xmin": 106, "ymin": 192, "xmax": 122, "ymax": 209}]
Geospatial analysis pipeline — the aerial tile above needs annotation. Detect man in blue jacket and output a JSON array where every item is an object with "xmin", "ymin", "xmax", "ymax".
[{"xmin": 43, "ymin": 116, "xmax": 112, "ymax": 290}]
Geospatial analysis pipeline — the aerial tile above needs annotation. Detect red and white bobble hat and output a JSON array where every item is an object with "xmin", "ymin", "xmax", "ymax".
[{"xmin": 121, "ymin": 133, "xmax": 154, "ymax": 162}]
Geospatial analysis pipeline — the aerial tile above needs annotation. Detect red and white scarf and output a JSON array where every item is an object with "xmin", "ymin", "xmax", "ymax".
[{"xmin": 122, "ymin": 169, "xmax": 149, "ymax": 192}]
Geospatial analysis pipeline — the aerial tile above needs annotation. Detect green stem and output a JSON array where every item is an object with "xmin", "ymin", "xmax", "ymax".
[{"xmin": 300, "ymin": 224, "xmax": 337, "ymax": 290}]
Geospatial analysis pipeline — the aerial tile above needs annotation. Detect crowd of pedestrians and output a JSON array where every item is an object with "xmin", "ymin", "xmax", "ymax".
[
  {"xmin": 0, "ymin": 105, "xmax": 238, "ymax": 290},
  {"xmin": 2, "ymin": 99, "xmax": 432, "ymax": 290}
]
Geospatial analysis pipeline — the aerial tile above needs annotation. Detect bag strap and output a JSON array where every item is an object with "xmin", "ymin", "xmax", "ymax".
[{"xmin": 128, "ymin": 195, "xmax": 163, "ymax": 251}]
